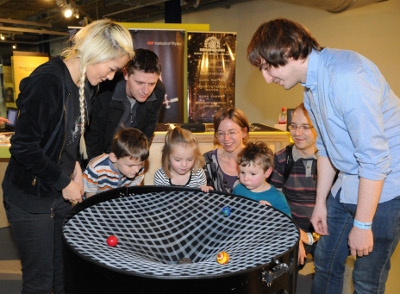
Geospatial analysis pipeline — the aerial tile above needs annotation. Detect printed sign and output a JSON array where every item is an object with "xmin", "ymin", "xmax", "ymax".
[{"xmin": 187, "ymin": 32, "xmax": 236, "ymax": 123}]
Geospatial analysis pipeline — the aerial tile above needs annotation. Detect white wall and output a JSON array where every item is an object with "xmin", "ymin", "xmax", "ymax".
[{"xmin": 181, "ymin": 0, "xmax": 400, "ymax": 125}]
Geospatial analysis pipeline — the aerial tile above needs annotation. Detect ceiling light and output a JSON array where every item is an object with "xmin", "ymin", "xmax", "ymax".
[
  {"xmin": 0, "ymin": 34, "xmax": 5, "ymax": 41},
  {"xmin": 12, "ymin": 44, "xmax": 17, "ymax": 50},
  {"xmin": 64, "ymin": 7, "xmax": 73, "ymax": 18}
]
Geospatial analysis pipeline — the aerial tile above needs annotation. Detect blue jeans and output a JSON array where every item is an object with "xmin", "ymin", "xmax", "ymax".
[
  {"xmin": 312, "ymin": 193, "xmax": 400, "ymax": 294},
  {"xmin": 4, "ymin": 197, "xmax": 70, "ymax": 294}
]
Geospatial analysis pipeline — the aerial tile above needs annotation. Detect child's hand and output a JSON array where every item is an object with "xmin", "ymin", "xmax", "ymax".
[
  {"xmin": 298, "ymin": 241, "xmax": 307, "ymax": 265},
  {"xmin": 200, "ymin": 185, "xmax": 214, "ymax": 192},
  {"xmin": 0, "ymin": 117, "xmax": 11, "ymax": 124},
  {"xmin": 85, "ymin": 192, "xmax": 96, "ymax": 198},
  {"xmin": 259, "ymin": 200, "xmax": 271, "ymax": 206}
]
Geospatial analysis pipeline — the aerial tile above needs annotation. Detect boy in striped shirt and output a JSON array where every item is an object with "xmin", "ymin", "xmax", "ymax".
[{"xmin": 83, "ymin": 128, "xmax": 149, "ymax": 197}]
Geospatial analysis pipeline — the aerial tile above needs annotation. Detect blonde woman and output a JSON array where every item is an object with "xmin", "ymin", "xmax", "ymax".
[{"xmin": 2, "ymin": 19, "xmax": 133, "ymax": 294}]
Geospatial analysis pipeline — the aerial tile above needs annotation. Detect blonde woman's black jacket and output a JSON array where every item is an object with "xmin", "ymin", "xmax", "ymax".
[
  {"xmin": 2, "ymin": 57, "xmax": 94, "ymax": 213},
  {"xmin": 85, "ymin": 72, "xmax": 165, "ymax": 161}
]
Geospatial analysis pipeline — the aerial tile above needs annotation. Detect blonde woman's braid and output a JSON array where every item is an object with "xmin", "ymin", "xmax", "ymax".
[{"xmin": 79, "ymin": 66, "xmax": 88, "ymax": 159}]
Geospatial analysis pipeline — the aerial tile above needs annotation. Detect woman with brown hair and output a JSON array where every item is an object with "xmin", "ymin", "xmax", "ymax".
[{"xmin": 203, "ymin": 107, "xmax": 249, "ymax": 193}]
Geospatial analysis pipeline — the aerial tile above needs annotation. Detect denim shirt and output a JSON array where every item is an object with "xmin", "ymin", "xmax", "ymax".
[{"xmin": 302, "ymin": 48, "xmax": 400, "ymax": 204}]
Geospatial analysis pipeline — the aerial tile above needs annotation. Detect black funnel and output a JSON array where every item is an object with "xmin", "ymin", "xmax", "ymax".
[{"xmin": 63, "ymin": 186, "xmax": 299, "ymax": 293}]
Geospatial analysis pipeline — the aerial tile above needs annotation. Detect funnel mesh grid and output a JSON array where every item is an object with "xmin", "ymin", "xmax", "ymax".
[{"xmin": 63, "ymin": 189, "xmax": 298, "ymax": 278}]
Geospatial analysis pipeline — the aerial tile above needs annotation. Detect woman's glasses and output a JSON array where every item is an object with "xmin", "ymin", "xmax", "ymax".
[
  {"xmin": 216, "ymin": 130, "xmax": 241, "ymax": 138},
  {"xmin": 288, "ymin": 124, "xmax": 314, "ymax": 131}
]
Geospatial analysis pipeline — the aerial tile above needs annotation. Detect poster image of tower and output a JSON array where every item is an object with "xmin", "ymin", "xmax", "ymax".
[{"xmin": 187, "ymin": 32, "xmax": 236, "ymax": 123}]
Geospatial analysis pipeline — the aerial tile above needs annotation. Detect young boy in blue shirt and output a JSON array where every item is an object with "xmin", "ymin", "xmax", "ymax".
[
  {"xmin": 233, "ymin": 141, "xmax": 291, "ymax": 216},
  {"xmin": 233, "ymin": 142, "xmax": 291, "ymax": 216}
]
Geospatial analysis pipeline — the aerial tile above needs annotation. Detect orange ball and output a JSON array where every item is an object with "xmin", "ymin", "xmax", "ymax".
[{"xmin": 216, "ymin": 252, "xmax": 229, "ymax": 264}]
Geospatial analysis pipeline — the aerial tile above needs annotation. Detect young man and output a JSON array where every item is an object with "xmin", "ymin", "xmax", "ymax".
[
  {"xmin": 270, "ymin": 103, "xmax": 318, "ymax": 267},
  {"xmin": 83, "ymin": 128, "xmax": 149, "ymax": 197},
  {"xmin": 85, "ymin": 48, "xmax": 165, "ymax": 161},
  {"xmin": 233, "ymin": 141, "xmax": 291, "ymax": 217},
  {"xmin": 248, "ymin": 18, "xmax": 400, "ymax": 294}
]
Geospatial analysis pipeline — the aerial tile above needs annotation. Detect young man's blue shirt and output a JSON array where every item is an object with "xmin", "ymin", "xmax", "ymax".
[
  {"xmin": 302, "ymin": 48, "xmax": 400, "ymax": 204},
  {"xmin": 233, "ymin": 183, "xmax": 292, "ymax": 217}
]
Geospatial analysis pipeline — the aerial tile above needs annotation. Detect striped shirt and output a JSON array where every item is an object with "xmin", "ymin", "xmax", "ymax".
[
  {"xmin": 269, "ymin": 146, "xmax": 317, "ymax": 232},
  {"xmin": 83, "ymin": 153, "xmax": 144, "ymax": 194},
  {"xmin": 154, "ymin": 168, "xmax": 206, "ymax": 188}
]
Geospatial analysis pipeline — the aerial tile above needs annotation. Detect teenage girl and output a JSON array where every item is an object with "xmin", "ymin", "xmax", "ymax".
[
  {"xmin": 154, "ymin": 126, "xmax": 207, "ymax": 189},
  {"xmin": 2, "ymin": 19, "xmax": 134, "ymax": 293}
]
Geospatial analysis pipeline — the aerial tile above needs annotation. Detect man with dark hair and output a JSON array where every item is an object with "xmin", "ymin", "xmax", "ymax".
[
  {"xmin": 248, "ymin": 18, "xmax": 400, "ymax": 294},
  {"xmin": 85, "ymin": 48, "xmax": 165, "ymax": 160}
]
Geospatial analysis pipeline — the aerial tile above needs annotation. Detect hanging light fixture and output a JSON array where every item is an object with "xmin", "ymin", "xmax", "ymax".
[
  {"xmin": 59, "ymin": 0, "xmax": 91, "ymax": 22},
  {"xmin": 64, "ymin": 5, "xmax": 73, "ymax": 18}
]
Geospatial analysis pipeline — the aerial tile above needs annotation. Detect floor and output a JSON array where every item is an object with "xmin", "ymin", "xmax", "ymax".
[
  {"xmin": 0, "ymin": 227, "xmax": 22, "ymax": 293},
  {"xmin": 0, "ymin": 226, "xmax": 399, "ymax": 294}
]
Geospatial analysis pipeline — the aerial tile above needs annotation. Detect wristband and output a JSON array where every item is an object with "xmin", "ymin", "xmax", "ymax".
[
  {"xmin": 353, "ymin": 219, "xmax": 372, "ymax": 230},
  {"xmin": 307, "ymin": 232, "xmax": 314, "ymax": 245}
]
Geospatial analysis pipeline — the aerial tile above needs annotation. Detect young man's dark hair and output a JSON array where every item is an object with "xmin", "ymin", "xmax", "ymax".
[
  {"xmin": 125, "ymin": 48, "xmax": 162, "ymax": 76},
  {"xmin": 247, "ymin": 17, "xmax": 323, "ymax": 68}
]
